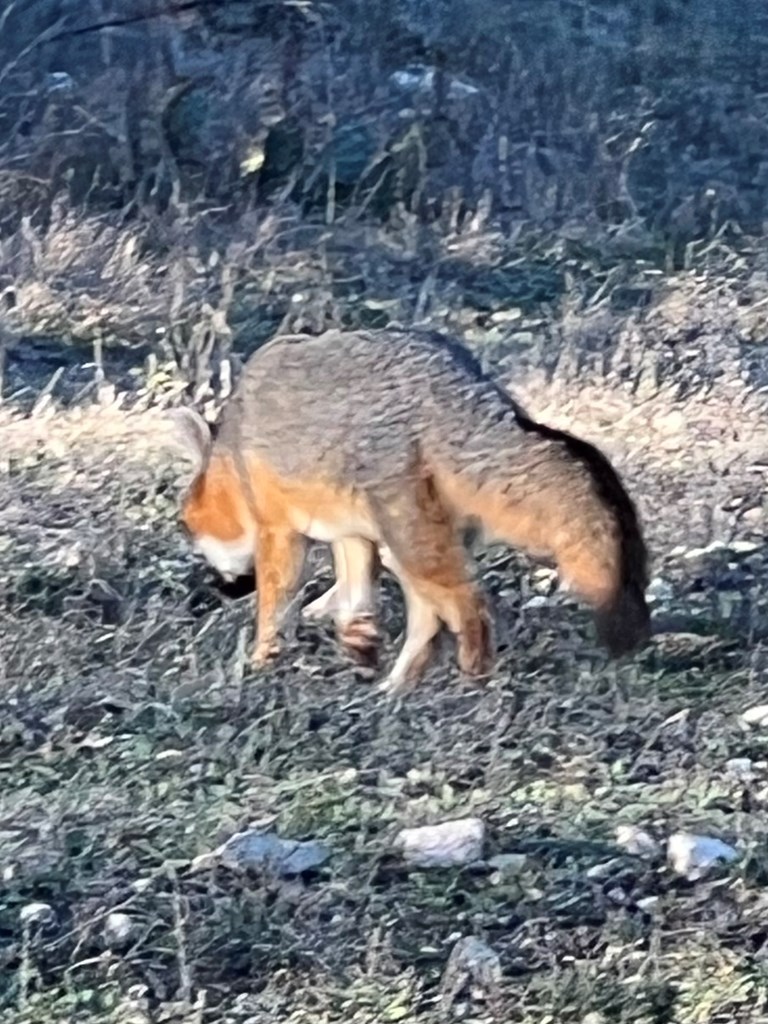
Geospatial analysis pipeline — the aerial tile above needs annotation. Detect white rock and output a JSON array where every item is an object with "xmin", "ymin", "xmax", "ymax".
[
  {"xmin": 690, "ymin": 541, "xmax": 727, "ymax": 557},
  {"xmin": 731, "ymin": 540, "xmax": 760, "ymax": 554},
  {"xmin": 740, "ymin": 704, "xmax": 768, "ymax": 728},
  {"xmin": 390, "ymin": 64, "xmax": 480, "ymax": 99},
  {"xmin": 45, "ymin": 71, "xmax": 75, "ymax": 93},
  {"xmin": 489, "ymin": 308, "xmax": 522, "ymax": 325},
  {"xmin": 667, "ymin": 832, "xmax": 740, "ymax": 880},
  {"xmin": 652, "ymin": 410, "xmax": 686, "ymax": 435},
  {"xmin": 661, "ymin": 708, "xmax": 691, "ymax": 729},
  {"xmin": 20, "ymin": 902, "xmax": 55, "ymax": 926},
  {"xmin": 615, "ymin": 825, "xmax": 661, "ymax": 859},
  {"xmin": 741, "ymin": 507, "xmax": 764, "ymax": 527},
  {"xmin": 394, "ymin": 818, "xmax": 485, "ymax": 868},
  {"xmin": 104, "ymin": 912, "xmax": 134, "ymax": 948},
  {"xmin": 726, "ymin": 757, "xmax": 756, "ymax": 781},
  {"xmin": 636, "ymin": 895, "xmax": 659, "ymax": 911},
  {"xmin": 646, "ymin": 577, "xmax": 674, "ymax": 602}
]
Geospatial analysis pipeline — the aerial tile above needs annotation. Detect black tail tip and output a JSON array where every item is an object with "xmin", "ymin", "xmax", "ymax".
[{"xmin": 594, "ymin": 584, "xmax": 651, "ymax": 657}]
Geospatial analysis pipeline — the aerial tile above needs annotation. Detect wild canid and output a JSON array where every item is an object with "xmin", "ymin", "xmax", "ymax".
[{"xmin": 172, "ymin": 328, "xmax": 650, "ymax": 694}]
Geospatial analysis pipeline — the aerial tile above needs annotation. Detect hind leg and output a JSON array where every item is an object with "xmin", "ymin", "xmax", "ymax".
[
  {"xmin": 379, "ymin": 565, "xmax": 442, "ymax": 695},
  {"xmin": 378, "ymin": 548, "xmax": 493, "ymax": 695},
  {"xmin": 371, "ymin": 473, "xmax": 494, "ymax": 693}
]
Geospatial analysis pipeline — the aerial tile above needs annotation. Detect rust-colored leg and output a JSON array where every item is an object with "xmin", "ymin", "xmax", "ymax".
[
  {"xmin": 370, "ymin": 470, "xmax": 494, "ymax": 694},
  {"xmin": 252, "ymin": 526, "xmax": 307, "ymax": 667}
]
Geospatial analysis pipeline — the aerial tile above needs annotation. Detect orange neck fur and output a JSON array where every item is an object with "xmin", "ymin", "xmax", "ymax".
[{"xmin": 182, "ymin": 456, "xmax": 248, "ymax": 542}]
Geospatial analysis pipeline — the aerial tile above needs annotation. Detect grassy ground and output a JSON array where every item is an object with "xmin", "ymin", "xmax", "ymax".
[{"xmin": 3, "ymin": 294, "xmax": 768, "ymax": 1023}]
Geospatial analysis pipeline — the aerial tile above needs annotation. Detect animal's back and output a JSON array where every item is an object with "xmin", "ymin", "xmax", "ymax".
[{"xmin": 215, "ymin": 328, "xmax": 527, "ymax": 486}]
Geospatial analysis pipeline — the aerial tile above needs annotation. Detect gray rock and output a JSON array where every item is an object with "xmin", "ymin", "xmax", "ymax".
[{"xmin": 216, "ymin": 829, "xmax": 331, "ymax": 876}]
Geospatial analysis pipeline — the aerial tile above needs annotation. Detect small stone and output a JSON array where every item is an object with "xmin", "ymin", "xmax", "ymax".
[
  {"xmin": 394, "ymin": 818, "xmax": 485, "ymax": 868},
  {"xmin": 740, "ymin": 704, "xmax": 768, "ymax": 729},
  {"xmin": 615, "ymin": 825, "xmax": 661, "ymax": 859},
  {"xmin": 742, "ymin": 507, "xmax": 764, "ymax": 527},
  {"xmin": 636, "ymin": 895, "xmax": 659, "ymax": 912},
  {"xmin": 730, "ymin": 540, "xmax": 760, "ymax": 554},
  {"xmin": 489, "ymin": 308, "xmax": 522, "ymax": 325},
  {"xmin": 104, "ymin": 912, "xmax": 134, "ymax": 948},
  {"xmin": 440, "ymin": 937, "xmax": 501, "ymax": 1010},
  {"xmin": 652, "ymin": 410, "xmax": 686, "ymax": 435},
  {"xmin": 726, "ymin": 757, "xmax": 756, "ymax": 782},
  {"xmin": 646, "ymin": 576, "xmax": 674, "ymax": 603},
  {"xmin": 214, "ymin": 829, "xmax": 330, "ymax": 876},
  {"xmin": 20, "ymin": 902, "xmax": 55, "ymax": 926},
  {"xmin": 45, "ymin": 71, "xmax": 75, "ymax": 94},
  {"xmin": 586, "ymin": 857, "xmax": 624, "ymax": 880},
  {"xmin": 487, "ymin": 853, "xmax": 527, "ymax": 878},
  {"xmin": 667, "ymin": 832, "xmax": 739, "ymax": 881},
  {"xmin": 681, "ymin": 542, "xmax": 726, "ymax": 563}
]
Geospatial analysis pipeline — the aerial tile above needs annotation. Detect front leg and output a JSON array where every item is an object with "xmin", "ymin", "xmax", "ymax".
[
  {"xmin": 302, "ymin": 539, "xmax": 382, "ymax": 624},
  {"xmin": 330, "ymin": 537, "xmax": 382, "ymax": 667},
  {"xmin": 252, "ymin": 525, "xmax": 307, "ymax": 667}
]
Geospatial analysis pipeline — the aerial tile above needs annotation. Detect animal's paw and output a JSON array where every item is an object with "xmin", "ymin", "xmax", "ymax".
[
  {"xmin": 339, "ymin": 614, "xmax": 380, "ymax": 668},
  {"xmin": 377, "ymin": 670, "xmax": 418, "ymax": 698},
  {"xmin": 251, "ymin": 639, "xmax": 281, "ymax": 668}
]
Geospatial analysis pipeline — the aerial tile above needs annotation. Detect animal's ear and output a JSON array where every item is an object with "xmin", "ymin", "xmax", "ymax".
[{"xmin": 167, "ymin": 407, "xmax": 213, "ymax": 476}]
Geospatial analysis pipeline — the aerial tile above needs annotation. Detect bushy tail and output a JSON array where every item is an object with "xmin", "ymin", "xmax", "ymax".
[
  {"xmin": 593, "ymin": 576, "xmax": 650, "ymax": 657},
  {"xmin": 544, "ymin": 420, "xmax": 650, "ymax": 656},
  {"xmin": 432, "ymin": 415, "xmax": 651, "ymax": 656}
]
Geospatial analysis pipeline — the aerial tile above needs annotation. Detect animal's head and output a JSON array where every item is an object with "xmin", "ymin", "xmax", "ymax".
[{"xmin": 169, "ymin": 407, "xmax": 254, "ymax": 582}]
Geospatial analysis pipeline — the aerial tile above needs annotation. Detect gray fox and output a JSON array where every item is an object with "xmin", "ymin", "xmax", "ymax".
[{"xmin": 173, "ymin": 328, "xmax": 650, "ymax": 694}]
